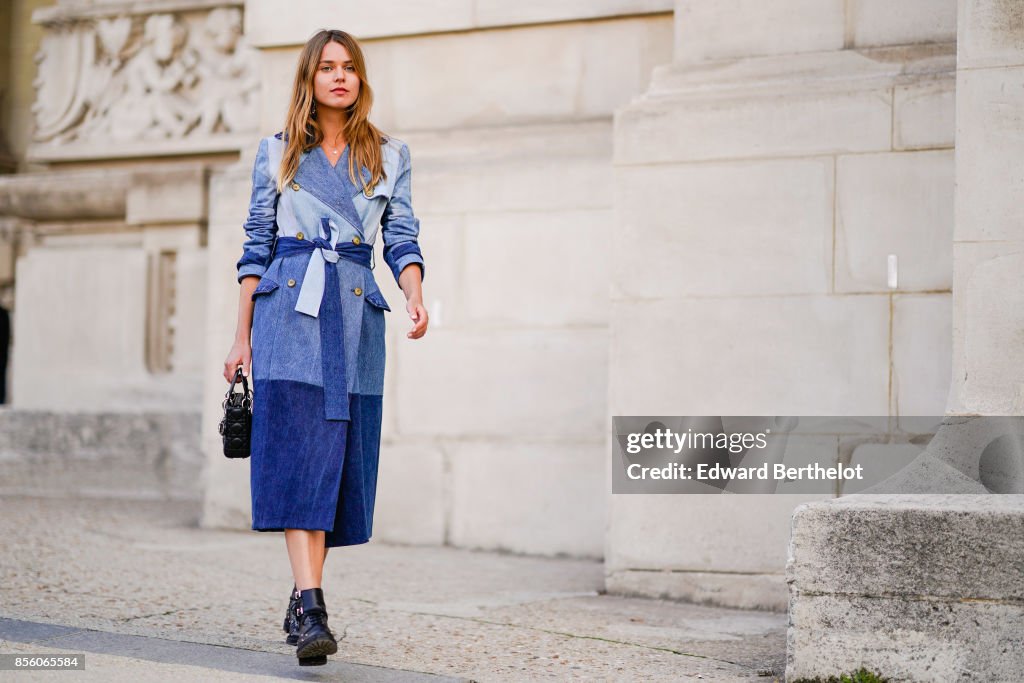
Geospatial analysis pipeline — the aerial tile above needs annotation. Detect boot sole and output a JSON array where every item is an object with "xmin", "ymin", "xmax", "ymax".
[
  {"xmin": 299, "ymin": 651, "xmax": 325, "ymax": 667},
  {"xmin": 296, "ymin": 635, "xmax": 338, "ymax": 661}
]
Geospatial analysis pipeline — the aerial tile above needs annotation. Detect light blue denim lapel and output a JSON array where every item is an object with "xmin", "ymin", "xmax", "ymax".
[
  {"xmin": 335, "ymin": 147, "xmax": 379, "ymax": 200},
  {"xmin": 351, "ymin": 162, "xmax": 373, "ymax": 195},
  {"xmin": 292, "ymin": 146, "xmax": 364, "ymax": 236}
]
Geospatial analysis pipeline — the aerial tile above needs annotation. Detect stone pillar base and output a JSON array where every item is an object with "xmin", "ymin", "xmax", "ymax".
[{"xmin": 786, "ymin": 494, "xmax": 1024, "ymax": 681}]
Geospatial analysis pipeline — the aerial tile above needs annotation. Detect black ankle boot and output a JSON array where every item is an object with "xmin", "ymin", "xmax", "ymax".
[
  {"xmin": 283, "ymin": 584, "xmax": 301, "ymax": 645},
  {"xmin": 295, "ymin": 587, "xmax": 337, "ymax": 666}
]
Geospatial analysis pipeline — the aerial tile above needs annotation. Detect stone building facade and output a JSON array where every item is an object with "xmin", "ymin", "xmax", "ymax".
[{"xmin": 1, "ymin": 3, "xmax": 1020, "ymax": 677}]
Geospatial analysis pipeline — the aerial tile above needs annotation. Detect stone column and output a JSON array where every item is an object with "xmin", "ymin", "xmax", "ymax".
[
  {"xmin": 608, "ymin": 0, "xmax": 957, "ymax": 610},
  {"xmin": 950, "ymin": 1, "xmax": 1024, "ymax": 417}
]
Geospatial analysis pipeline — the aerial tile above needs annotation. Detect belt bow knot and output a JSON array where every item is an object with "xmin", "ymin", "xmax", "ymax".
[{"xmin": 269, "ymin": 217, "xmax": 373, "ymax": 422}]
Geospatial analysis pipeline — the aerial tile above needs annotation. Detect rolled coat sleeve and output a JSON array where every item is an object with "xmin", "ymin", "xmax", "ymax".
[
  {"xmin": 381, "ymin": 142, "xmax": 426, "ymax": 284},
  {"xmin": 236, "ymin": 137, "xmax": 279, "ymax": 283}
]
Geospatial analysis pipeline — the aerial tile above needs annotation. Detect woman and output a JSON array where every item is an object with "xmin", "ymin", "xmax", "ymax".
[{"xmin": 222, "ymin": 29, "xmax": 428, "ymax": 667}]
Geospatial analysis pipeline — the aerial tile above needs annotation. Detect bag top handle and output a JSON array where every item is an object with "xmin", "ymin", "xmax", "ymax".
[{"xmin": 226, "ymin": 366, "xmax": 251, "ymax": 398}]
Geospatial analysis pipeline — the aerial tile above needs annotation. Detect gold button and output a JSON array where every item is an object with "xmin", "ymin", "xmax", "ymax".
[
  {"xmin": 296, "ymin": 231, "xmax": 304, "ymax": 240},
  {"xmin": 287, "ymin": 278, "xmax": 296, "ymax": 287},
  {"xmin": 291, "ymin": 182, "xmax": 300, "ymax": 191},
  {"xmin": 353, "ymin": 287, "xmax": 363, "ymax": 296},
  {"xmin": 352, "ymin": 236, "xmax": 361, "ymax": 245}
]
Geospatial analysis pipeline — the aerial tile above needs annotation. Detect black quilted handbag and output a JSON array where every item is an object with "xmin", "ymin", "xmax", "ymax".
[{"xmin": 219, "ymin": 366, "xmax": 252, "ymax": 459}]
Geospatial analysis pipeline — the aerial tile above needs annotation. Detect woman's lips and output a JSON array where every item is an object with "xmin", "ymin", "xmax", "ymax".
[{"xmin": 332, "ymin": 88, "xmax": 348, "ymax": 94}]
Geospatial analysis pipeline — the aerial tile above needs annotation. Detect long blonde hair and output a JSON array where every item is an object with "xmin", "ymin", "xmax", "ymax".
[{"xmin": 276, "ymin": 29, "xmax": 388, "ymax": 194}]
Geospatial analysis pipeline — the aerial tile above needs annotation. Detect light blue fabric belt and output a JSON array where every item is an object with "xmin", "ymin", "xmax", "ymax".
[{"xmin": 273, "ymin": 217, "xmax": 373, "ymax": 421}]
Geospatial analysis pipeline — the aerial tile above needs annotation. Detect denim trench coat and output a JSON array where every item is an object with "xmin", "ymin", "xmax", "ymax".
[{"xmin": 236, "ymin": 131, "xmax": 425, "ymax": 547}]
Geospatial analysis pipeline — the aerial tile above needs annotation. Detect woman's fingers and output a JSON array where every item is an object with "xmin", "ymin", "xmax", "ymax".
[
  {"xmin": 407, "ymin": 303, "xmax": 428, "ymax": 339},
  {"xmin": 223, "ymin": 349, "xmax": 249, "ymax": 383}
]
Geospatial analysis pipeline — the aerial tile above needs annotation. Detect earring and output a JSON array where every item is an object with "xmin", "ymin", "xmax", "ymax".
[{"xmin": 311, "ymin": 101, "xmax": 317, "ymax": 117}]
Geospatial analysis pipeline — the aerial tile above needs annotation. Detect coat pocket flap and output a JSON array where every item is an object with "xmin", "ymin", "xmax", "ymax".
[
  {"xmin": 364, "ymin": 290, "xmax": 391, "ymax": 312},
  {"xmin": 251, "ymin": 276, "xmax": 280, "ymax": 301}
]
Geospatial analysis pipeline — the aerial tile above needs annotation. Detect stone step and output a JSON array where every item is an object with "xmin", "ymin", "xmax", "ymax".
[
  {"xmin": 786, "ymin": 493, "xmax": 1024, "ymax": 681},
  {"xmin": 0, "ymin": 408, "xmax": 202, "ymax": 501}
]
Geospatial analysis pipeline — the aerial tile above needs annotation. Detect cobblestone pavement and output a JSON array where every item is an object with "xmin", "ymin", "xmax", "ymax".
[{"xmin": 0, "ymin": 495, "xmax": 786, "ymax": 681}]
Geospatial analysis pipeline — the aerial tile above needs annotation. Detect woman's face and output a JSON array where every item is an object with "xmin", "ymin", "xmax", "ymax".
[{"xmin": 313, "ymin": 40, "xmax": 360, "ymax": 112}]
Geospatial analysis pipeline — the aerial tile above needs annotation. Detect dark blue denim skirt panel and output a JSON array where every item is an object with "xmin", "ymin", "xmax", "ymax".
[{"xmin": 248, "ymin": 250, "xmax": 388, "ymax": 547}]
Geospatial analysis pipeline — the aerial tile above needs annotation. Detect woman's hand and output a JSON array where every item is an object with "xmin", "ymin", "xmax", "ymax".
[
  {"xmin": 223, "ymin": 339, "xmax": 252, "ymax": 383},
  {"xmin": 406, "ymin": 298, "xmax": 428, "ymax": 339},
  {"xmin": 397, "ymin": 263, "xmax": 428, "ymax": 340}
]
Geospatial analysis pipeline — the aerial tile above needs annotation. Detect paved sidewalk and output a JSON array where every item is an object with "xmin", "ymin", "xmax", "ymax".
[{"xmin": 0, "ymin": 495, "xmax": 786, "ymax": 681}]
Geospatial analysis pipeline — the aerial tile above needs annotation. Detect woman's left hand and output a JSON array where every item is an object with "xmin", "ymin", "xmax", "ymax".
[{"xmin": 406, "ymin": 299, "xmax": 428, "ymax": 339}]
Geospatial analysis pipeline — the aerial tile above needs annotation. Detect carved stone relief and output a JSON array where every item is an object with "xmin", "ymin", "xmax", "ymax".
[{"xmin": 32, "ymin": 5, "xmax": 258, "ymax": 150}]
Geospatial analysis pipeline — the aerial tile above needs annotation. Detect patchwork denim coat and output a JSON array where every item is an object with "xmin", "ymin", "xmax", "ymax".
[{"xmin": 236, "ymin": 131, "xmax": 425, "ymax": 547}]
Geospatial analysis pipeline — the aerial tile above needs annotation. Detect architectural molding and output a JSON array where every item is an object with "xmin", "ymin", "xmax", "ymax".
[{"xmin": 29, "ymin": 2, "xmax": 257, "ymax": 161}]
